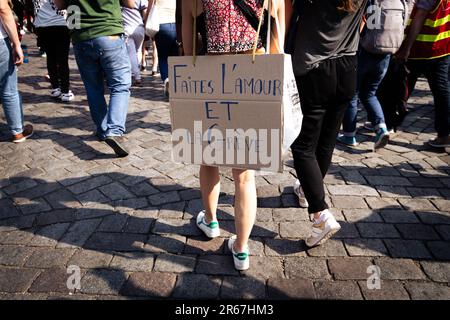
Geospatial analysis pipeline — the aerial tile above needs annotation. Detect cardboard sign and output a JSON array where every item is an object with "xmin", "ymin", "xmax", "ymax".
[{"xmin": 168, "ymin": 54, "xmax": 302, "ymax": 173}]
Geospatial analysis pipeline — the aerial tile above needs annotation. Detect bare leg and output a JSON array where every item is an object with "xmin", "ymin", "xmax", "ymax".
[
  {"xmin": 232, "ymin": 169, "xmax": 257, "ymax": 252},
  {"xmin": 151, "ymin": 38, "xmax": 159, "ymax": 73},
  {"xmin": 199, "ymin": 165, "xmax": 220, "ymax": 223}
]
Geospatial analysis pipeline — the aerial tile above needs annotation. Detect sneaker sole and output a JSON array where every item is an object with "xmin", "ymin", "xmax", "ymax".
[
  {"xmin": 13, "ymin": 131, "xmax": 34, "ymax": 143},
  {"xmin": 337, "ymin": 138, "xmax": 358, "ymax": 148},
  {"xmin": 234, "ymin": 262, "xmax": 250, "ymax": 271},
  {"xmin": 428, "ymin": 142, "xmax": 450, "ymax": 148},
  {"xmin": 374, "ymin": 134, "xmax": 389, "ymax": 150},
  {"xmin": 105, "ymin": 138, "xmax": 129, "ymax": 157},
  {"xmin": 306, "ymin": 225, "xmax": 341, "ymax": 248}
]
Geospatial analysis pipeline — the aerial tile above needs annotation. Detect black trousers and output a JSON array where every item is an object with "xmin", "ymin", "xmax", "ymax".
[
  {"xmin": 291, "ymin": 55, "xmax": 358, "ymax": 214},
  {"xmin": 35, "ymin": 26, "xmax": 71, "ymax": 93},
  {"xmin": 406, "ymin": 56, "xmax": 450, "ymax": 138}
]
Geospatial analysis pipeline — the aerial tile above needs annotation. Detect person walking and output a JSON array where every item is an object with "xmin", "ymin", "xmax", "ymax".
[
  {"xmin": 122, "ymin": 0, "xmax": 148, "ymax": 87},
  {"xmin": 338, "ymin": 0, "xmax": 409, "ymax": 150},
  {"xmin": 0, "ymin": 0, "xmax": 33, "ymax": 143},
  {"xmin": 396, "ymin": 0, "xmax": 449, "ymax": 148},
  {"xmin": 54, "ymin": 0, "xmax": 135, "ymax": 157},
  {"xmin": 148, "ymin": 0, "xmax": 177, "ymax": 96},
  {"xmin": 290, "ymin": 0, "xmax": 367, "ymax": 247},
  {"xmin": 33, "ymin": 0, "xmax": 74, "ymax": 102},
  {"xmin": 182, "ymin": 0, "xmax": 285, "ymax": 271}
]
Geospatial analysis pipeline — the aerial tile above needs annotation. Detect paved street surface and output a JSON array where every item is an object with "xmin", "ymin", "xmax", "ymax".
[{"xmin": 0, "ymin": 35, "xmax": 449, "ymax": 300}]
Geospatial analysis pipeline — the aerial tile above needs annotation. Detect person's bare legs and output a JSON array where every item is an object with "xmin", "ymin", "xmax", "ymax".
[
  {"xmin": 151, "ymin": 38, "xmax": 159, "ymax": 74},
  {"xmin": 232, "ymin": 168, "xmax": 257, "ymax": 252},
  {"xmin": 199, "ymin": 165, "xmax": 220, "ymax": 223}
]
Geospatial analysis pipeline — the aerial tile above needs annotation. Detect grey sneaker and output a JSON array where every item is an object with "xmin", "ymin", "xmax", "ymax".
[{"xmin": 105, "ymin": 136, "xmax": 129, "ymax": 157}]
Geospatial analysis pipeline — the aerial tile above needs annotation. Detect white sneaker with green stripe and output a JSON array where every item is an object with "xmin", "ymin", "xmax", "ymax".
[
  {"xmin": 228, "ymin": 235, "xmax": 250, "ymax": 271},
  {"xmin": 196, "ymin": 210, "xmax": 220, "ymax": 238}
]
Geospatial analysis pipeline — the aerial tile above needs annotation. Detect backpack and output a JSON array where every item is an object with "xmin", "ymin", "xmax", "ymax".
[
  {"xmin": 377, "ymin": 59, "xmax": 410, "ymax": 131},
  {"xmin": 360, "ymin": 0, "xmax": 407, "ymax": 54}
]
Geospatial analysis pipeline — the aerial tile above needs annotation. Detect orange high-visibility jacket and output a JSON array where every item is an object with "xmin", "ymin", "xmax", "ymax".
[{"xmin": 406, "ymin": 0, "xmax": 450, "ymax": 59}]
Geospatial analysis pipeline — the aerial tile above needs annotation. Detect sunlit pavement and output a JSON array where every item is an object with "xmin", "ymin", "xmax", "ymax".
[{"xmin": 0, "ymin": 35, "xmax": 449, "ymax": 300}]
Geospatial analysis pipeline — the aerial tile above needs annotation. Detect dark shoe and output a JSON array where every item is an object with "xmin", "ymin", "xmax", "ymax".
[
  {"xmin": 132, "ymin": 79, "xmax": 143, "ymax": 87},
  {"xmin": 105, "ymin": 136, "xmax": 129, "ymax": 157},
  {"xmin": 12, "ymin": 124, "xmax": 34, "ymax": 143},
  {"xmin": 95, "ymin": 132, "xmax": 106, "ymax": 141},
  {"xmin": 428, "ymin": 136, "xmax": 450, "ymax": 148}
]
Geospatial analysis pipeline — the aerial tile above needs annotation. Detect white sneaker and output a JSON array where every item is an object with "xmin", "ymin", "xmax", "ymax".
[
  {"xmin": 164, "ymin": 78, "xmax": 169, "ymax": 97},
  {"xmin": 50, "ymin": 88, "xmax": 61, "ymax": 98},
  {"xmin": 305, "ymin": 209, "xmax": 341, "ymax": 247},
  {"xmin": 60, "ymin": 91, "xmax": 75, "ymax": 102},
  {"xmin": 228, "ymin": 235, "xmax": 250, "ymax": 271},
  {"xmin": 293, "ymin": 179, "xmax": 309, "ymax": 208},
  {"xmin": 196, "ymin": 210, "xmax": 220, "ymax": 238}
]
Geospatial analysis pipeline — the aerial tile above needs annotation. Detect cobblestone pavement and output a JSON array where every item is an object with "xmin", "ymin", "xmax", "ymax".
[{"xmin": 0, "ymin": 36, "xmax": 449, "ymax": 300}]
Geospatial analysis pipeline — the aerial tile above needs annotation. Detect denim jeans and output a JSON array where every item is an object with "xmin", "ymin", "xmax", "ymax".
[
  {"xmin": 407, "ymin": 55, "xmax": 450, "ymax": 137},
  {"xmin": 154, "ymin": 23, "xmax": 178, "ymax": 82},
  {"xmin": 343, "ymin": 48, "xmax": 391, "ymax": 134},
  {"xmin": 73, "ymin": 35, "xmax": 131, "ymax": 138},
  {"xmin": 126, "ymin": 25, "xmax": 145, "ymax": 81},
  {"xmin": 0, "ymin": 38, "xmax": 23, "ymax": 135},
  {"xmin": 292, "ymin": 55, "xmax": 357, "ymax": 213}
]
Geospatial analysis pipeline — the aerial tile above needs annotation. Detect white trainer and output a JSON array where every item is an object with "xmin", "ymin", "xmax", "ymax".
[
  {"xmin": 227, "ymin": 235, "xmax": 250, "ymax": 271},
  {"xmin": 196, "ymin": 210, "xmax": 220, "ymax": 238},
  {"xmin": 50, "ymin": 88, "xmax": 61, "ymax": 98},
  {"xmin": 305, "ymin": 209, "xmax": 341, "ymax": 247},
  {"xmin": 60, "ymin": 91, "xmax": 75, "ymax": 102},
  {"xmin": 294, "ymin": 179, "xmax": 309, "ymax": 208}
]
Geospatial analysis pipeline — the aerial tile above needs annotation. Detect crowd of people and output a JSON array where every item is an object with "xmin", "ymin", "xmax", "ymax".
[{"xmin": 0, "ymin": 0, "xmax": 448, "ymax": 271}]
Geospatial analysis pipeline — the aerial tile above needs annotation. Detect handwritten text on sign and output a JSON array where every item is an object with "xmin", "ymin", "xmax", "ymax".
[
  {"xmin": 172, "ymin": 63, "xmax": 283, "ymax": 97},
  {"xmin": 168, "ymin": 54, "xmax": 292, "ymax": 172}
]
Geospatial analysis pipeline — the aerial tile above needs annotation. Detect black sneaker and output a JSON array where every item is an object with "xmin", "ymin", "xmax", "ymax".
[
  {"xmin": 95, "ymin": 131, "xmax": 106, "ymax": 141},
  {"xmin": 105, "ymin": 136, "xmax": 129, "ymax": 157}
]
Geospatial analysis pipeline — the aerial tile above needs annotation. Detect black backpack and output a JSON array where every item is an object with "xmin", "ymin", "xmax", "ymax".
[{"xmin": 377, "ymin": 60, "xmax": 410, "ymax": 131}]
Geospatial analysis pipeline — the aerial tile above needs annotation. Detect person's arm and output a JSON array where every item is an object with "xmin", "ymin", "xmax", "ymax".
[
  {"xmin": 0, "ymin": 0, "xmax": 24, "ymax": 65},
  {"xmin": 121, "ymin": 0, "xmax": 136, "ymax": 9},
  {"xmin": 269, "ymin": 0, "xmax": 285, "ymax": 53},
  {"xmin": 284, "ymin": 0, "xmax": 293, "ymax": 34},
  {"xmin": 181, "ymin": 0, "xmax": 194, "ymax": 55},
  {"xmin": 54, "ymin": 0, "xmax": 68, "ymax": 10},
  {"xmin": 395, "ymin": 7, "xmax": 429, "ymax": 62},
  {"xmin": 176, "ymin": 0, "xmax": 182, "ymax": 42}
]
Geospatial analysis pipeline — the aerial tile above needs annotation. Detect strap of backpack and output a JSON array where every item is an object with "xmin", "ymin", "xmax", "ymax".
[{"xmin": 233, "ymin": 0, "xmax": 262, "ymax": 33}]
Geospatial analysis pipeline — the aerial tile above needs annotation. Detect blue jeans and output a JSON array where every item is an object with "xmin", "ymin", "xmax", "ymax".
[
  {"xmin": 407, "ymin": 55, "xmax": 450, "ymax": 137},
  {"xmin": 343, "ymin": 48, "xmax": 391, "ymax": 134},
  {"xmin": 0, "ymin": 38, "xmax": 23, "ymax": 135},
  {"xmin": 154, "ymin": 23, "xmax": 178, "ymax": 82},
  {"xmin": 73, "ymin": 35, "xmax": 131, "ymax": 138}
]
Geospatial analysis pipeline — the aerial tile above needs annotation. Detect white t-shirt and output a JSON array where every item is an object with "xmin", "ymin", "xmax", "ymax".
[
  {"xmin": 33, "ymin": 0, "xmax": 67, "ymax": 28},
  {"xmin": 0, "ymin": 20, "xmax": 8, "ymax": 39},
  {"xmin": 156, "ymin": 0, "xmax": 176, "ymax": 24}
]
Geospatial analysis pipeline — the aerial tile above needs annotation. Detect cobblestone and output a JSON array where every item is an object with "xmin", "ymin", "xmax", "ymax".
[{"xmin": 0, "ymin": 36, "xmax": 448, "ymax": 300}]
